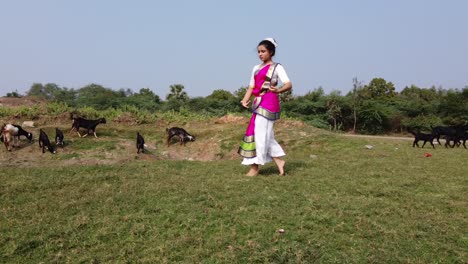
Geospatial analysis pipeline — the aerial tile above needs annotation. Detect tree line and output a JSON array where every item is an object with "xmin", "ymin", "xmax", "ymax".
[{"xmin": 4, "ymin": 78, "xmax": 468, "ymax": 134}]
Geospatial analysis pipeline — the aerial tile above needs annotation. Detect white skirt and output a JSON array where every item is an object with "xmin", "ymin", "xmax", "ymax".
[{"xmin": 242, "ymin": 115, "xmax": 285, "ymax": 165}]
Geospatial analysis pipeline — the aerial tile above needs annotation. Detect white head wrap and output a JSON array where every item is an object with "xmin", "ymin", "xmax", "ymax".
[{"xmin": 263, "ymin": 37, "xmax": 278, "ymax": 47}]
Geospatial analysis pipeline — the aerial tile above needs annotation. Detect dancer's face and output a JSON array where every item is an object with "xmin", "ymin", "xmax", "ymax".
[{"xmin": 257, "ymin": 45, "xmax": 272, "ymax": 63}]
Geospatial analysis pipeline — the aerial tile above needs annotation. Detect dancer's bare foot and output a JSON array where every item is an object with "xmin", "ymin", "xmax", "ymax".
[
  {"xmin": 246, "ymin": 165, "xmax": 259, "ymax": 177},
  {"xmin": 246, "ymin": 170, "xmax": 258, "ymax": 177},
  {"xmin": 273, "ymin": 158, "xmax": 286, "ymax": 176}
]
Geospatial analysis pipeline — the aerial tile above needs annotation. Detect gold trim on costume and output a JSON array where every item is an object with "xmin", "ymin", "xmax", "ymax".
[
  {"xmin": 260, "ymin": 63, "xmax": 278, "ymax": 92},
  {"xmin": 243, "ymin": 135, "xmax": 255, "ymax": 142},
  {"xmin": 238, "ymin": 148, "xmax": 256, "ymax": 158},
  {"xmin": 255, "ymin": 107, "xmax": 281, "ymax": 120}
]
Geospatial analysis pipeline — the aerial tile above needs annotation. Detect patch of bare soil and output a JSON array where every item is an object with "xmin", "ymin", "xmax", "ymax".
[
  {"xmin": 0, "ymin": 96, "xmax": 45, "ymax": 107},
  {"xmin": 214, "ymin": 114, "xmax": 248, "ymax": 124}
]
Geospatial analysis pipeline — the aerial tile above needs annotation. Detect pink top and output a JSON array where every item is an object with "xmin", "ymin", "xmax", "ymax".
[{"xmin": 252, "ymin": 64, "xmax": 280, "ymax": 114}]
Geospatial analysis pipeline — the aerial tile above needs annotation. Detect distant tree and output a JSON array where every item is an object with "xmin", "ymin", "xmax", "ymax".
[
  {"xmin": 126, "ymin": 87, "xmax": 161, "ymax": 111},
  {"xmin": 75, "ymin": 83, "xmax": 125, "ymax": 110},
  {"xmin": 207, "ymin": 89, "xmax": 236, "ymax": 101},
  {"xmin": 6, "ymin": 90, "xmax": 21, "ymax": 98},
  {"xmin": 117, "ymin": 88, "xmax": 133, "ymax": 97},
  {"xmin": 234, "ymin": 86, "xmax": 248, "ymax": 103},
  {"xmin": 362, "ymin": 78, "xmax": 396, "ymax": 99},
  {"xmin": 27, "ymin": 83, "xmax": 45, "ymax": 98},
  {"xmin": 400, "ymin": 85, "xmax": 438, "ymax": 102},
  {"xmin": 303, "ymin": 86, "xmax": 324, "ymax": 101},
  {"xmin": 26, "ymin": 82, "xmax": 73, "ymax": 102},
  {"xmin": 357, "ymin": 100, "xmax": 394, "ymax": 134},
  {"xmin": 281, "ymin": 87, "xmax": 327, "ymax": 126},
  {"xmin": 397, "ymin": 85, "xmax": 439, "ymax": 118},
  {"xmin": 325, "ymin": 91, "xmax": 343, "ymax": 131},
  {"xmin": 179, "ymin": 89, "xmax": 240, "ymax": 116},
  {"xmin": 351, "ymin": 78, "xmax": 365, "ymax": 133},
  {"xmin": 166, "ymin": 84, "xmax": 188, "ymax": 102},
  {"xmin": 137, "ymin": 87, "xmax": 161, "ymax": 103},
  {"xmin": 43, "ymin": 83, "xmax": 62, "ymax": 100},
  {"xmin": 438, "ymin": 88, "xmax": 468, "ymax": 124},
  {"xmin": 53, "ymin": 87, "xmax": 77, "ymax": 106}
]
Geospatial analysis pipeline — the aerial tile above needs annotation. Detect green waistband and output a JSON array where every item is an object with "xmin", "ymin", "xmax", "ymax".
[{"xmin": 239, "ymin": 141, "xmax": 255, "ymax": 151}]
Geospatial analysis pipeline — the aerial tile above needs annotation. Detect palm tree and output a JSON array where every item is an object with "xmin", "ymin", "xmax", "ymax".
[{"xmin": 166, "ymin": 84, "xmax": 188, "ymax": 101}]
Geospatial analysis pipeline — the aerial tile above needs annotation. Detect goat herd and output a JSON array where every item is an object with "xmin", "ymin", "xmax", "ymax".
[
  {"xmin": 2, "ymin": 116, "xmax": 467, "ymax": 155},
  {"xmin": 410, "ymin": 124, "xmax": 468, "ymax": 149},
  {"xmin": 1, "ymin": 116, "xmax": 196, "ymax": 154}
]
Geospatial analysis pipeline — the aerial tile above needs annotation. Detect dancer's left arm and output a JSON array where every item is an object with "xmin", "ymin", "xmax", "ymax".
[{"xmin": 268, "ymin": 64, "xmax": 292, "ymax": 94}]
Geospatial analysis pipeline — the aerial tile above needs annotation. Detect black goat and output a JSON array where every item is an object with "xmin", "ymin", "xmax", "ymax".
[
  {"xmin": 71, "ymin": 117, "xmax": 106, "ymax": 138},
  {"xmin": 12, "ymin": 124, "xmax": 33, "ymax": 142},
  {"xmin": 460, "ymin": 132, "xmax": 468, "ymax": 148},
  {"xmin": 410, "ymin": 131, "xmax": 436, "ymax": 149},
  {"xmin": 55, "ymin": 128, "xmax": 64, "ymax": 147},
  {"xmin": 39, "ymin": 129, "xmax": 56, "ymax": 154},
  {"xmin": 454, "ymin": 132, "xmax": 468, "ymax": 149},
  {"xmin": 136, "ymin": 132, "xmax": 145, "ymax": 153},
  {"xmin": 443, "ymin": 135, "xmax": 457, "ymax": 148},
  {"xmin": 166, "ymin": 127, "xmax": 196, "ymax": 146},
  {"xmin": 431, "ymin": 125, "xmax": 468, "ymax": 146}
]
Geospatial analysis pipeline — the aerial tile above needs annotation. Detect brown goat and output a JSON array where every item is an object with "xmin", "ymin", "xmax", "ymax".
[{"xmin": 1, "ymin": 124, "xmax": 14, "ymax": 151}]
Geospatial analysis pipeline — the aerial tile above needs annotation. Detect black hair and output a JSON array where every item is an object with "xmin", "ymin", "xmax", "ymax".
[{"xmin": 258, "ymin": 40, "xmax": 276, "ymax": 57}]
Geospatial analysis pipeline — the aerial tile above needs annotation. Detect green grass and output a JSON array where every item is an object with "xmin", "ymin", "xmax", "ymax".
[
  {"xmin": 0, "ymin": 123, "xmax": 467, "ymax": 263},
  {"xmin": 54, "ymin": 152, "xmax": 81, "ymax": 160}
]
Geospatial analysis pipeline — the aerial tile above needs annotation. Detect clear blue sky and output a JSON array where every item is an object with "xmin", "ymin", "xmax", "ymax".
[{"xmin": 1, "ymin": 0, "xmax": 467, "ymax": 98}]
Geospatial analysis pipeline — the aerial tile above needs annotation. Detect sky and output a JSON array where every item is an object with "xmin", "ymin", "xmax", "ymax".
[{"xmin": 1, "ymin": 0, "xmax": 467, "ymax": 98}]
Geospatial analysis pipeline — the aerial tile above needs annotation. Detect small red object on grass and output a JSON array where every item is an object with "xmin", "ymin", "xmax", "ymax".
[{"xmin": 424, "ymin": 153, "xmax": 432, "ymax": 157}]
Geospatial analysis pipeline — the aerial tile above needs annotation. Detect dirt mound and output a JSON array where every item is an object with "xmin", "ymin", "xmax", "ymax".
[
  {"xmin": 214, "ymin": 114, "xmax": 248, "ymax": 124},
  {"xmin": 0, "ymin": 96, "xmax": 45, "ymax": 107}
]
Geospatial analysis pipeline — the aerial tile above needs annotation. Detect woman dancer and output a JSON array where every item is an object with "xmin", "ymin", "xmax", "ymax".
[{"xmin": 238, "ymin": 38, "xmax": 292, "ymax": 176}]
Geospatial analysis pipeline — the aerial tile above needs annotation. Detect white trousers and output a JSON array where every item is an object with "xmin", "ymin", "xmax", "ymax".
[{"xmin": 242, "ymin": 115, "xmax": 285, "ymax": 165}]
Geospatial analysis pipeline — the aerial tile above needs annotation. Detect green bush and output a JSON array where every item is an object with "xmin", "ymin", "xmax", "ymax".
[
  {"xmin": 46, "ymin": 102, "xmax": 70, "ymax": 116},
  {"xmin": 0, "ymin": 106, "xmax": 13, "ymax": 118},
  {"xmin": 14, "ymin": 106, "xmax": 40, "ymax": 119},
  {"xmin": 357, "ymin": 101, "xmax": 395, "ymax": 134},
  {"xmin": 401, "ymin": 115, "xmax": 442, "ymax": 132}
]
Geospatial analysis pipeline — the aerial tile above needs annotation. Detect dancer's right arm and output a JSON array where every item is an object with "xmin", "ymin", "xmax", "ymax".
[
  {"xmin": 241, "ymin": 85, "xmax": 254, "ymax": 108},
  {"xmin": 241, "ymin": 66, "xmax": 257, "ymax": 108}
]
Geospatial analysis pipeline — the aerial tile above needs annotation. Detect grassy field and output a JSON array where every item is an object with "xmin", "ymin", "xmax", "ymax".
[{"xmin": 0, "ymin": 117, "xmax": 466, "ymax": 263}]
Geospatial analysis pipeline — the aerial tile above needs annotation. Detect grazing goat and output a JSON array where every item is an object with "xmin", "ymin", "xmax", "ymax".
[
  {"xmin": 410, "ymin": 131, "xmax": 436, "ymax": 149},
  {"xmin": 166, "ymin": 127, "xmax": 196, "ymax": 146},
  {"xmin": 39, "ymin": 129, "xmax": 56, "ymax": 154},
  {"xmin": 1, "ymin": 124, "xmax": 14, "ymax": 151},
  {"xmin": 136, "ymin": 132, "xmax": 145, "ymax": 153},
  {"xmin": 1, "ymin": 124, "xmax": 20, "ymax": 149},
  {"xmin": 70, "ymin": 117, "xmax": 107, "ymax": 138},
  {"xmin": 55, "ymin": 128, "xmax": 64, "ymax": 147},
  {"xmin": 11, "ymin": 124, "xmax": 33, "ymax": 142}
]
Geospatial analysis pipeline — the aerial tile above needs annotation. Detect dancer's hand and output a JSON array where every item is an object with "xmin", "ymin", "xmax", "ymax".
[
  {"xmin": 268, "ymin": 85, "xmax": 281, "ymax": 94},
  {"xmin": 241, "ymin": 99, "xmax": 250, "ymax": 108}
]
